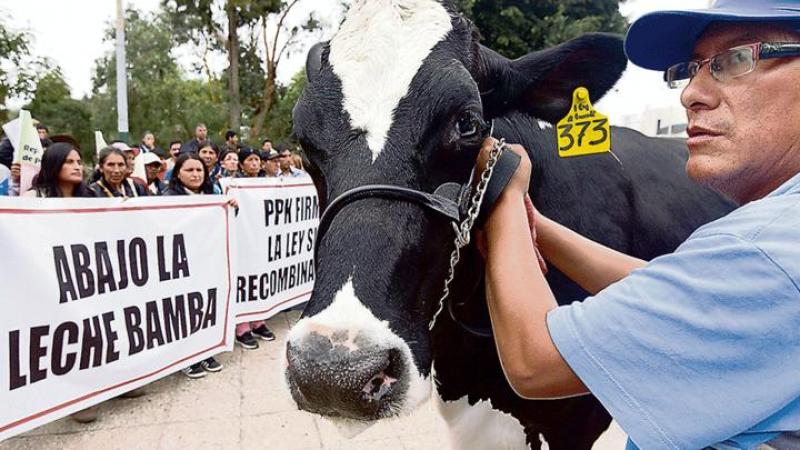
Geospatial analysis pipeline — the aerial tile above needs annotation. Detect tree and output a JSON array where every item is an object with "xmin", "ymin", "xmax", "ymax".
[
  {"xmin": 163, "ymin": 0, "xmax": 326, "ymax": 138},
  {"xmin": 24, "ymin": 68, "xmax": 93, "ymax": 160},
  {"xmin": 456, "ymin": 0, "xmax": 628, "ymax": 59},
  {"xmin": 0, "ymin": 17, "xmax": 51, "ymax": 123},
  {"xmin": 90, "ymin": 7, "xmax": 227, "ymax": 146},
  {"xmin": 263, "ymin": 69, "xmax": 306, "ymax": 144}
]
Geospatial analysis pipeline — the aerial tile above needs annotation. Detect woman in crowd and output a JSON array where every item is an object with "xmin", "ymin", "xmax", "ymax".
[
  {"xmin": 198, "ymin": 142, "xmax": 221, "ymax": 183},
  {"xmin": 230, "ymin": 148, "xmax": 275, "ymax": 347},
  {"xmin": 89, "ymin": 147, "xmax": 148, "ymax": 198},
  {"xmin": 219, "ymin": 149, "xmax": 239, "ymax": 178},
  {"xmin": 165, "ymin": 153, "xmax": 228, "ymax": 377},
  {"xmin": 23, "ymin": 142, "xmax": 92, "ymax": 198},
  {"xmin": 238, "ymin": 148, "xmax": 264, "ymax": 178}
]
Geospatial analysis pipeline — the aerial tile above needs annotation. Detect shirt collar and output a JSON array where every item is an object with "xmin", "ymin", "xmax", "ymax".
[{"xmin": 766, "ymin": 171, "xmax": 800, "ymax": 198}]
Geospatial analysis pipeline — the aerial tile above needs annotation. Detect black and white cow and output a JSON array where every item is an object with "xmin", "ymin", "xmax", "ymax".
[{"xmin": 284, "ymin": 1, "xmax": 736, "ymax": 449}]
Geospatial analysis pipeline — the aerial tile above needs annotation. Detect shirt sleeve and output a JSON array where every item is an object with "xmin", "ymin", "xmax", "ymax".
[{"xmin": 546, "ymin": 233, "xmax": 800, "ymax": 449}]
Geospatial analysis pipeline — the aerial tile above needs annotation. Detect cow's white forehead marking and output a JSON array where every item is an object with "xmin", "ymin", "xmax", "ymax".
[{"xmin": 330, "ymin": 0, "xmax": 453, "ymax": 162}]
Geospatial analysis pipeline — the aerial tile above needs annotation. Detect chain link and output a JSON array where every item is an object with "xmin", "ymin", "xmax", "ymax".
[{"xmin": 429, "ymin": 138, "xmax": 507, "ymax": 331}]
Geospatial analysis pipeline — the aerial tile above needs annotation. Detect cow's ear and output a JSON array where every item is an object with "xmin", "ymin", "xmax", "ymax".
[
  {"xmin": 477, "ymin": 33, "xmax": 627, "ymax": 123},
  {"xmin": 306, "ymin": 42, "xmax": 328, "ymax": 83}
]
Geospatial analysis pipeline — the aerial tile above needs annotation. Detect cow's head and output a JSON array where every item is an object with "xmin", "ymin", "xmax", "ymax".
[{"xmin": 285, "ymin": 0, "xmax": 626, "ymax": 426}]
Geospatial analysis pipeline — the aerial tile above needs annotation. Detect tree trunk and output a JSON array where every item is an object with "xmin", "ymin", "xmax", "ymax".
[
  {"xmin": 226, "ymin": 1, "xmax": 241, "ymax": 131},
  {"xmin": 250, "ymin": 60, "xmax": 276, "ymax": 139}
]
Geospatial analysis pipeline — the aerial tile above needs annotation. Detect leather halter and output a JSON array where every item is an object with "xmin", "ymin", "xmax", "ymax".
[{"xmin": 314, "ymin": 181, "xmax": 493, "ymax": 338}]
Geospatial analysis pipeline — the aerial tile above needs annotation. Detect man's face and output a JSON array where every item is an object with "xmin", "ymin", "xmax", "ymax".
[
  {"xmin": 145, "ymin": 162, "xmax": 161, "ymax": 182},
  {"xmin": 681, "ymin": 23, "xmax": 800, "ymax": 203},
  {"xmin": 196, "ymin": 126, "xmax": 207, "ymax": 141},
  {"xmin": 265, "ymin": 158, "xmax": 280, "ymax": 176},
  {"xmin": 169, "ymin": 143, "xmax": 181, "ymax": 159},
  {"xmin": 143, "ymin": 134, "xmax": 155, "ymax": 148},
  {"xmin": 37, "ymin": 128, "xmax": 47, "ymax": 140},
  {"xmin": 228, "ymin": 135, "xmax": 239, "ymax": 145},
  {"xmin": 262, "ymin": 141, "xmax": 272, "ymax": 152},
  {"xmin": 279, "ymin": 151, "xmax": 292, "ymax": 171}
]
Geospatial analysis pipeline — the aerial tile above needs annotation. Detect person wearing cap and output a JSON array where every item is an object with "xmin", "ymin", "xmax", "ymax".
[
  {"xmin": 262, "ymin": 149, "xmax": 281, "ymax": 177},
  {"xmin": 141, "ymin": 152, "xmax": 166, "ymax": 195},
  {"xmin": 477, "ymin": 2, "xmax": 800, "ymax": 449},
  {"xmin": 238, "ymin": 148, "xmax": 265, "ymax": 178}
]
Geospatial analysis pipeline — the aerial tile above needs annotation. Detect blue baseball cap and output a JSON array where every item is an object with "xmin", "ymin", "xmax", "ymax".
[{"xmin": 625, "ymin": 0, "xmax": 800, "ymax": 71}]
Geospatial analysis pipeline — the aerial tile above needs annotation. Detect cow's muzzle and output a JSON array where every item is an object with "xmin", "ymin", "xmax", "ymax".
[{"xmin": 285, "ymin": 331, "xmax": 409, "ymax": 421}]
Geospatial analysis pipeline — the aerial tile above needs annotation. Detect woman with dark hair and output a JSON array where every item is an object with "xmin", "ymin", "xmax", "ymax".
[
  {"xmin": 23, "ymin": 142, "xmax": 92, "ymax": 198},
  {"xmin": 89, "ymin": 147, "xmax": 148, "ymax": 198},
  {"xmin": 165, "ymin": 153, "xmax": 228, "ymax": 378},
  {"xmin": 219, "ymin": 149, "xmax": 239, "ymax": 178}
]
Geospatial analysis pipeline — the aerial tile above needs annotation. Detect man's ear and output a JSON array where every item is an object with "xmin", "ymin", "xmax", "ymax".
[
  {"xmin": 477, "ymin": 33, "xmax": 627, "ymax": 123},
  {"xmin": 306, "ymin": 41, "xmax": 328, "ymax": 83}
]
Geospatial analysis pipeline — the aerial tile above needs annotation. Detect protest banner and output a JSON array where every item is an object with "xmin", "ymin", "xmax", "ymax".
[
  {"xmin": 222, "ymin": 176, "xmax": 318, "ymax": 322},
  {"xmin": 1, "ymin": 110, "xmax": 43, "ymax": 193},
  {"xmin": 0, "ymin": 196, "xmax": 236, "ymax": 440},
  {"xmin": 95, "ymin": 130, "xmax": 108, "ymax": 156}
]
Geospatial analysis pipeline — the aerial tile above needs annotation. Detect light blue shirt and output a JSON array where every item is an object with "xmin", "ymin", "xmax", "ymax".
[{"xmin": 547, "ymin": 172, "xmax": 800, "ymax": 450}]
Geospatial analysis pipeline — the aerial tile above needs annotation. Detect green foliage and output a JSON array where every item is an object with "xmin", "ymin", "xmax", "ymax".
[
  {"xmin": 89, "ymin": 7, "xmax": 227, "ymax": 148},
  {"xmin": 0, "ymin": 17, "xmax": 52, "ymax": 123},
  {"xmin": 261, "ymin": 69, "xmax": 306, "ymax": 144},
  {"xmin": 457, "ymin": 0, "xmax": 628, "ymax": 59},
  {"xmin": 24, "ymin": 68, "xmax": 93, "ymax": 160}
]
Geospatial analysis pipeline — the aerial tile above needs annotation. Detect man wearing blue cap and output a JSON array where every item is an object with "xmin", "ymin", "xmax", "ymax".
[{"xmin": 477, "ymin": 1, "xmax": 800, "ymax": 449}]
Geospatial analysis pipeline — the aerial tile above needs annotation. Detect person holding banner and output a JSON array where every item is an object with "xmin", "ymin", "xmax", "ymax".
[
  {"xmin": 21, "ymin": 142, "xmax": 92, "ymax": 198},
  {"xmin": 164, "ymin": 152, "xmax": 232, "ymax": 377},
  {"xmin": 89, "ymin": 147, "xmax": 148, "ymax": 198}
]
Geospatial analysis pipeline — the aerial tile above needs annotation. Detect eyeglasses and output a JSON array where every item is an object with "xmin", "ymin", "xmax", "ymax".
[{"xmin": 664, "ymin": 42, "xmax": 800, "ymax": 89}]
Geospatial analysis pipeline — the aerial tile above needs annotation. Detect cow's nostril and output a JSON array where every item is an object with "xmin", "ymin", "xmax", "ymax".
[
  {"xmin": 361, "ymin": 370, "xmax": 397, "ymax": 402},
  {"xmin": 359, "ymin": 348, "xmax": 402, "ymax": 403}
]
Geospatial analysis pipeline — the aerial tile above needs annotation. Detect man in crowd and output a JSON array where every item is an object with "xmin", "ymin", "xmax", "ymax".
[
  {"xmin": 480, "ymin": 1, "xmax": 800, "ymax": 449},
  {"xmin": 261, "ymin": 138, "xmax": 272, "ymax": 152},
  {"xmin": 225, "ymin": 130, "xmax": 239, "ymax": 153},
  {"xmin": 165, "ymin": 139, "xmax": 181, "ymax": 179},
  {"xmin": 262, "ymin": 149, "xmax": 280, "ymax": 177},
  {"xmin": 180, "ymin": 123, "xmax": 208, "ymax": 155},
  {"xmin": 278, "ymin": 146, "xmax": 303, "ymax": 178}
]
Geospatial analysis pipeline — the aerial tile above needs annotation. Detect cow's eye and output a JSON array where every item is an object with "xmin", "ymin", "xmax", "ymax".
[{"xmin": 456, "ymin": 112, "xmax": 481, "ymax": 138}]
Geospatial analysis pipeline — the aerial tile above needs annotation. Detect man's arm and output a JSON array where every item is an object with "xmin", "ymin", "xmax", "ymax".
[
  {"xmin": 536, "ymin": 215, "xmax": 646, "ymax": 295},
  {"xmin": 480, "ymin": 140, "xmax": 644, "ymax": 398}
]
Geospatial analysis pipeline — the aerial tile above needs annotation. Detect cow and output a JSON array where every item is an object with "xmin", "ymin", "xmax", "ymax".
[{"xmin": 283, "ymin": 1, "xmax": 736, "ymax": 449}]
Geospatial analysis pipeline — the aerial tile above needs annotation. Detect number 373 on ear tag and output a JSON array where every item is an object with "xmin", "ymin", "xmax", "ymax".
[{"xmin": 556, "ymin": 87, "xmax": 611, "ymax": 158}]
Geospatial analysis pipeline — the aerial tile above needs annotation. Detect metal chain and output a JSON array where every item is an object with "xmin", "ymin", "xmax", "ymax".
[{"xmin": 429, "ymin": 138, "xmax": 507, "ymax": 331}]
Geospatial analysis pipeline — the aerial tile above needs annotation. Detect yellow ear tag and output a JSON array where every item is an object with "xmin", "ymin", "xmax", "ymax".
[{"xmin": 556, "ymin": 87, "xmax": 611, "ymax": 158}]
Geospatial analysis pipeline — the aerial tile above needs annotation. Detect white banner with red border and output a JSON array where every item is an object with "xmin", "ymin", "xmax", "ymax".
[
  {"xmin": 221, "ymin": 176, "xmax": 319, "ymax": 322},
  {"xmin": 0, "ymin": 196, "xmax": 237, "ymax": 441}
]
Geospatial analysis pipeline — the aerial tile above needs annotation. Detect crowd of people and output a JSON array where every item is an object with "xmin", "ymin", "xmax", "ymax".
[{"xmin": 0, "ymin": 121, "xmax": 310, "ymax": 422}]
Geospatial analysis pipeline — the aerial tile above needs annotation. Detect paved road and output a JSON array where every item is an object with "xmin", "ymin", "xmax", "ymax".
[{"xmin": 1, "ymin": 311, "xmax": 627, "ymax": 449}]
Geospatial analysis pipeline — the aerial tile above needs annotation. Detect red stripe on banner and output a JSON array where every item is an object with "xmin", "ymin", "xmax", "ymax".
[
  {"xmin": 229, "ymin": 183, "xmax": 315, "ymax": 190},
  {"xmin": 0, "ymin": 342, "xmax": 227, "ymax": 433},
  {"xmin": 0, "ymin": 201, "xmax": 227, "ymax": 215},
  {"xmin": 221, "ymin": 204, "xmax": 232, "ymax": 345},
  {"xmin": 0, "ymin": 200, "xmax": 235, "ymax": 435},
  {"xmin": 235, "ymin": 290, "xmax": 313, "ymax": 319}
]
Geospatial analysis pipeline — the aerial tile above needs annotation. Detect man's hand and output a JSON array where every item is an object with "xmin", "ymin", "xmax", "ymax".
[
  {"xmin": 475, "ymin": 138, "xmax": 546, "ymax": 273},
  {"xmin": 475, "ymin": 138, "xmax": 531, "ymax": 200}
]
